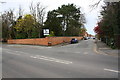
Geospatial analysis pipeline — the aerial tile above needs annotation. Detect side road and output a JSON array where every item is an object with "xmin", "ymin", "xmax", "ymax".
[{"xmin": 95, "ymin": 39, "xmax": 119, "ymax": 57}]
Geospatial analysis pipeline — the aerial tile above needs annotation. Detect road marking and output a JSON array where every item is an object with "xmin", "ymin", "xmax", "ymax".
[
  {"xmin": 104, "ymin": 68, "xmax": 120, "ymax": 73},
  {"xmin": 5, "ymin": 51, "xmax": 20, "ymax": 55},
  {"xmin": 47, "ymin": 47, "xmax": 52, "ymax": 48},
  {"xmin": 103, "ymin": 54, "xmax": 107, "ymax": 55},
  {"xmin": 75, "ymin": 52, "xmax": 80, "ymax": 54},
  {"xmin": 84, "ymin": 52, "xmax": 88, "ymax": 54},
  {"xmin": 7, "ymin": 45, "xmax": 52, "ymax": 49},
  {"xmin": 93, "ymin": 44, "xmax": 108, "ymax": 56},
  {"xmin": 3, "ymin": 48, "xmax": 29, "ymax": 55},
  {"xmin": 32, "ymin": 56, "xmax": 37, "ymax": 58},
  {"xmin": 7, "ymin": 45, "xmax": 16, "ymax": 46},
  {"xmin": 3, "ymin": 48, "xmax": 72, "ymax": 64},
  {"xmin": 99, "ymin": 48, "xmax": 110, "ymax": 49},
  {"xmin": 15, "ymin": 51, "xmax": 19, "ymax": 52},
  {"xmin": 2, "ymin": 48, "xmax": 12, "ymax": 51},
  {"xmin": 15, "ymin": 51, "xmax": 29, "ymax": 55},
  {"xmin": 30, "ymin": 55, "xmax": 72, "ymax": 64}
]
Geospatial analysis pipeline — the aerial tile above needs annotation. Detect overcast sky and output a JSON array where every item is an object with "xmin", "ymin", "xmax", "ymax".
[{"xmin": 0, "ymin": 0, "xmax": 104, "ymax": 35}]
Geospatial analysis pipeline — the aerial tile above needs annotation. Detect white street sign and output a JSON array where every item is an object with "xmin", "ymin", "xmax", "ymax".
[{"xmin": 43, "ymin": 29, "xmax": 49, "ymax": 35}]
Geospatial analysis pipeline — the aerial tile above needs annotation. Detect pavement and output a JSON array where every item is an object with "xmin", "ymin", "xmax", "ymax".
[
  {"xmin": 2, "ymin": 39, "xmax": 119, "ymax": 78},
  {"xmin": 95, "ymin": 40, "xmax": 119, "ymax": 57}
]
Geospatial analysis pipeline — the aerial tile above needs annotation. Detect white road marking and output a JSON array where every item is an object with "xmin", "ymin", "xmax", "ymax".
[
  {"xmin": 47, "ymin": 47, "xmax": 52, "ymax": 48},
  {"xmin": 5, "ymin": 51, "xmax": 20, "ymax": 55},
  {"xmin": 2, "ymin": 48, "xmax": 12, "ymax": 51},
  {"xmin": 3, "ymin": 48, "xmax": 72, "ymax": 64},
  {"xmin": 15, "ymin": 51, "xmax": 29, "ymax": 55},
  {"xmin": 32, "ymin": 57, "xmax": 37, "ymax": 58},
  {"xmin": 3, "ymin": 48, "xmax": 28, "ymax": 56},
  {"xmin": 7, "ymin": 45, "xmax": 52, "ymax": 49},
  {"xmin": 3, "ymin": 48, "xmax": 29, "ymax": 55},
  {"xmin": 15, "ymin": 51, "xmax": 19, "ymax": 52},
  {"xmin": 103, "ymin": 54, "xmax": 107, "ymax": 55},
  {"xmin": 84, "ymin": 52, "xmax": 88, "ymax": 54},
  {"xmin": 30, "ymin": 55, "xmax": 73, "ymax": 64},
  {"xmin": 99, "ymin": 48, "xmax": 110, "ymax": 49},
  {"xmin": 75, "ymin": 52, "xmax": 80, "ymax": 54},
  {"xmin": 104, "ymin": 68, "xmax": 119, "ymax": 73},
  {"xmin": 7, "ymin": 45, "xmax": 16, "ymax": 46}
]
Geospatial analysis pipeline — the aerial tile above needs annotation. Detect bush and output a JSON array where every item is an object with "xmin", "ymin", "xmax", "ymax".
[{"xmin": 47, "ymin": 31, "xmax": 55, "ymax": 37}]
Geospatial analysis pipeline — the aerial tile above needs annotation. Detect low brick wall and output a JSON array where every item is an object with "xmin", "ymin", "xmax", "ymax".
[
  {"xmin": 8, "ymin": 37, "xmax": 83, "ymax": 46},
  {"xmin": 48, "ymin": 37, "xmax": 83, "ymax": 45},
  {"xmin": 8, "ymin": 38, "xmax": 48, "ymax": 46}
]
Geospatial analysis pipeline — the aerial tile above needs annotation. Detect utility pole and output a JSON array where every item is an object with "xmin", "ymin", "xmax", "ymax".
[{"xmin": 0, "ymin": 1, "xmax": 5, "ymax": 80}]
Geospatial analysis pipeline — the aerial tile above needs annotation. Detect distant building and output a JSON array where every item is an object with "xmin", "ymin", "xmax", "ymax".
[
  {"xmin": 88, "ymin": 34, "xmax": 95, "ymax": 37},
  {"xmin": 84, "ymin": 32, "xmax": 89, "ymax": 37}
]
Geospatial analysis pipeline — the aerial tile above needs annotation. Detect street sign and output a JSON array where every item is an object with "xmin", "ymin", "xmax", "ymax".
[{"xmin": 43, "ymin": 29, "xmax": 49, "ymax": 35}]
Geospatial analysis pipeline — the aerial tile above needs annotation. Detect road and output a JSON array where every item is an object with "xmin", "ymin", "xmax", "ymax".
[{"xmin": 2, "ymin": 39, "xmax": 119, "ymax": 78}]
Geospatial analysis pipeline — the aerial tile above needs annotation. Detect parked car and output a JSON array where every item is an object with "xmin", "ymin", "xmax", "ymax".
[
  {"xmin": 83, "ymin": 37, "xmax": 87, "ymax": 40},
  {"xmin": 70, "ymin": 38, "xmax": 78, "ymax": 44},
  {"xmin": 88, "ymin": 37, "xmax": 90, "ymax": 39},
  {"xmin": 93, "ymin": 37, "xmax": 96, "ymax": 39}
]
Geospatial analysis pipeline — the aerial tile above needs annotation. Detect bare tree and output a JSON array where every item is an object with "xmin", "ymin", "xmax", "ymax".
[
  {"xmin": 29, "ymin": 2, "xmax": 46, "ymax": 38},
  {"xmin": 80, "ymin": 13, "xmax": 86, "ymax": 24},
  {"xmin": 29, "ymin": 2, "xmax": 46, "ymax": 24},
  {"xmin": 89, "ymin": 0, "xmax": 102, "ymax": 11},
  {"xmin": 29, "ymin": 2, "xmax": 36, "ymax": 19},
  {"xmin": 18, "ymin": 5, "xmax": 24, "ymax": 17},
  {"xmin": 36, "ymin": 2, "xmax": 46, "ymax": 25},
  {"xmin": 91, "ymin": 0, "xmax": 102, "ymax": 8}
]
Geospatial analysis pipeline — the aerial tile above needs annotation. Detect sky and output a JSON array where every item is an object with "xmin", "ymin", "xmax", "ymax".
[{"xmin": 0, "ymin": 0, "xmax": 104, "ymax": 35}]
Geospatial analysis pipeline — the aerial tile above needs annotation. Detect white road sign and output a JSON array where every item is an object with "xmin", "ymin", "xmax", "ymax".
[{"xmin": 43, "ymin": 29, "xmax": 49, "ymax": 35}]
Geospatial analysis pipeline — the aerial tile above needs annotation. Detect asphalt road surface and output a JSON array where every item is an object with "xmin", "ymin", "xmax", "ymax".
[{"xmin": 2, "ymin": 39, "xmax": 119, "ymax": 78}]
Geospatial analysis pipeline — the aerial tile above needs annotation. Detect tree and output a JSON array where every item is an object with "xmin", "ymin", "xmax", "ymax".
[
  {"xmin": 44, "ymin": 4, "xmax": 85, "ymax": 36},
  {"xmin": 18, "ymin": 5, "xmax": 24, "ymax": 17},
  {"xmin": 29, "ymin": 2, "xmax": 46, "ymax": 37},
  {"xmin": 94, "ymin": 2, "xmax": 120, "ymax": 48},
  {"xmin": 14, "ymin": 14, "xmax": 36, "ymax": 38},
  {"xmin": 1, "ymin": 2, "xmax": 47, "ymax": 39},
  {"xmin": 80, "ymin": 26, "xmax": 87, "ymax": 36},
  {"xmin": 44, "ymin": 10, "xmax": 63, "ymax": 36},
  {"xmin": 2, "ymin": 9, "xmax": 15, "ymax": 41},
  {"xmin": 90, "ymin": 0, "xmax": 102, "ymax": 9},
  {"xmin": 47, "ymin": 31, "xmax": 55, "ymax": 37},
  {"xmin": 29, "ymin": 2, "xmax": 36, "ymax": 19},
  {"xmin": 57, "ymin": 4, "xmax": 83, "ymax": 36}
]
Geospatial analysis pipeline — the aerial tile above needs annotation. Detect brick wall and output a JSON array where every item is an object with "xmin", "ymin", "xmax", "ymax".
[
  {"xmin": 8, "ymin": 37, "xmax": 83, "ymax": 46},
  {"xmin": 48, "ymin": 37, "xmax": 83, "ymax": 45},
  {"xmin": 8, "ymin": 38, "xmax": 48, "ymax": 46}
]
